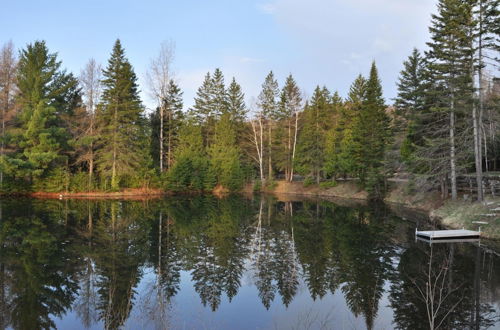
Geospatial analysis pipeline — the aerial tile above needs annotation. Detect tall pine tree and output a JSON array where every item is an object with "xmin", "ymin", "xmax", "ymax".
[
  {"xmin": 13, "ymin": 40, "xmax": 80, "ymax": 185},
  {"xmin": 278, "ymin": 74, "xmax": 302, "ymax": 181},
  {"xmin": 191, "ymin": 68, "xmax": 228, "ymax": 147},
  {"xmin": 96, "ymin": 39, "xmax": 148, "ymax": 190},
  {"xmin": 208, "ymin": 113, "xmax": 244, "ymax": 191},
  {"xmin": 226, "ymin": 77, "xmax": 247, "ymax": 125},
  {"xmin": 150, "ymin": 79, "xmax": 183, "ymax": 171},
  {"xmin": 424, "ymin": 0, "xmax": 476, "ymax": 200},
  {"xmin": 296, "ymin": 86, "xmax": 331, "ymax": 183},
  {"xmin": 351, "ymin": 62, "xmax": 391, "ymax": 197},
  {"xmin": 394, "ymin": 48, "xmax": 427, "ymax": 162},
  {"xmin": 258, "ymin": 71, "xmax": 279, "ymax": 181}
]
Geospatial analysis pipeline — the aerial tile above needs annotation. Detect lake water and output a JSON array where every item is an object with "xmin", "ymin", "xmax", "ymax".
[{"xmin": 0, "ymin": 195, "xmax": 499, "ymax": 330}]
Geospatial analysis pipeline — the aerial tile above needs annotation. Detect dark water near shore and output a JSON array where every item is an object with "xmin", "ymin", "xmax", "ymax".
[{"xmin": 0, "ymin": 195, "xmax": 499, "ymax": 329}]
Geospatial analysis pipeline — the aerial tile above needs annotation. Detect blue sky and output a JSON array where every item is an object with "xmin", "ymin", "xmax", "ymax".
[{"xmin": 0, "ymin": 0, "xmax": 436, "ymax": 110}]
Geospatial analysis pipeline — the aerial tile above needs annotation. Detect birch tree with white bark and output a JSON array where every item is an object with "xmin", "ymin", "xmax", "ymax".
[{"xmin": 146, "ymin": 41, "xmax": 175, "ymax": 172}]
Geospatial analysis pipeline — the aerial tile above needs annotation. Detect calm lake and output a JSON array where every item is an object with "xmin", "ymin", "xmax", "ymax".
[{"xmin": 0, "ymin": 195, "xmax": 499, "ymax": 329}]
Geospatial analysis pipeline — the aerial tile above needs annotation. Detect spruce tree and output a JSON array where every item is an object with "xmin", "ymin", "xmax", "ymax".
[
  {"xmin": 258, "ymin": 71, "xmax": 279, "ymax": 180},
  {"xmin": 395, "ymin": 49, "xmax": 426, "ymax": 118},
  {"xmin": 164, "ymin": 80, "xmax": 183, "ymax": 169},
  {"xmin": 191, "ymin": 72, "xmax": 213, "ymax": 127},
  {"xmin": 166, "ymin": 118, "xmax": 210, "ymax": 191},
  {"xmin": 277, "ymin": 74, "xmax": 302, "ymax": 181},
  {"xmin": 191, "ymin": 68, "xmax": 228, "ymax": 147},
  {"xmin": 472, "ymin": 0, "xmax": 499, "ymax": 199},
  {"xmin": 394, "ymin": 49, "xmax": 426, "ymax": 162},
  {"xmin": 13, "ymin": 40, "xmax": 80, "ymax": 182},
  {"xmin": 423, "ymin": 0, "xmax": 476, "ymax": 200},
  {"xmin": 296, "ymin": 86, "xmax": 330, "ymax": 183},
  {"xmin": 226, "ymin": 77, "xmax": 247, "ymax": 124},
  {"xmin": 208, "ymin": 113, "xmax": 244, "ymax": 191},
  {"xmin": 151, "ymin": 80, "xmax": 183, "ymax": 170},
  {"xmin": 324, "ymin": 77, "xmax": 365, "ymax": 180},
  {"xmin": 211, "ymin": 68, "xmax": 227, "ymax": 116},
  {"xmin": 351, "ymin": 62, "xmax": 391, "ymax": 197},
  {"xmin": 347, "ymin": 74, "xmax": 367, "ymax": 104},
  {"xmin": 96, "ymin": 39, "xmax": 148, "ymax": 190}
]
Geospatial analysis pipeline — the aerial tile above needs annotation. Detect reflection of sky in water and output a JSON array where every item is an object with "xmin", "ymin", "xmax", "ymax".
[
  {"xmin": 50, "ymin": 266, "xmax": 397, "ymax": 329},
  {"xmin": 52, "ymin": 264, "xmax": 396, "ymax": 329},
  {"xmin": 129, "ymin": 268, "xmax": 386, "ymax": 330}
]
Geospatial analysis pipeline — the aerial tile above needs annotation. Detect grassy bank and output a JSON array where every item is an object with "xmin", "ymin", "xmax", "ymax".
[
  {"xmin": 261, "ymin": 180, "xmax": 500, "ymax": 241},
  {"xmin": 430, "ymin": 198, "xmax": 500, "ymax": 240}
]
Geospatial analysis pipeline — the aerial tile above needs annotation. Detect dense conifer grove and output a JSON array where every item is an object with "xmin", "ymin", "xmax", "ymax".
[{"xmin": 0, "ymin": 0, "xmax": 498, "ymax": 199}]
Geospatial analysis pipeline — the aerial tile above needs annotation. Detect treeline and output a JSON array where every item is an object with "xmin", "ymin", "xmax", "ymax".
[
  {"xmin": 0, "ymin": 0, "xmax": 498, "ymax": 199},
  {"xmin": 0, "ymin": 38, "xmax": 390, "ymax": 195},
  {"xmin": 394, "ymin": 0, "xmax": 499, "ymax": 201}
]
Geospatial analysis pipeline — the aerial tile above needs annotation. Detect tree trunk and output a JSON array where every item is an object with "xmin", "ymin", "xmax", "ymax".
[
  {"xmin": 89, "ymin": 111, "xmax": 94, "ymax": 190},
  {"xmin": 89, "ymin": 150, "xmax": 94, "ymax": 190},
  {"xmin": 473, "ymin": 11, "xmax": 484, "ymax": 201},
  {"xmin": 268, "ymin": 122, "xmax": 272, "ymax": 181},
  {"xmin": 472, "ymin": 102, "xmax": 484, "ymax": 201},
  {"xmin": 316, "ymin": 107, "xmax": 320, "ymax": 184},
  {"xmin": 251, "ymin": 118, "xmax": 265, "ymax": 182},
  {"xmin": 290, "ymin": 111, "xmax": 299, "ymax": 182},
  {"xmin": 287, "ymin": 117, "xmax": 291, "ymax": 181},
  {"xmin": 450, "ymin": 105, "xmax": 457, "ymax": 200},
  {"xmin": 111, "ymin": 106, "xmax": 118, "ymax": 190},
  {"xmin": 159, "ymin": 103, "xmax": 164, "ymax": 172},
  {"xmin": 167, "ymin": 110, "xmax": 172, "ymax": 169},
  {"xmin": 260, "ymin": 117, "xmax": 264, "ymax": 182},
  {"xmin": 0, "ymin": 88, "xmax": 6, "ymax": 188}
]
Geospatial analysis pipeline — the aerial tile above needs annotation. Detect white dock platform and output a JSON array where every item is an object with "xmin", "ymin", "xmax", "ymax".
[
  {"xmin": 416, "ymin": 229, "xmax": 480, "ymax": 240},
  {"xmin": 416, "ymin": 237, "xmax": 480, "ymax": 244}
]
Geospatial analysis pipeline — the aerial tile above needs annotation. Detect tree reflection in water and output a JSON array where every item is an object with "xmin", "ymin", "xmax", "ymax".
[
  {"xmin": 0, "ymin": 196, "xmax": 498, "ymax": 329},
  {"xmin": 389, "ymin": 240, "xmax": 500, "ymax": 329}
]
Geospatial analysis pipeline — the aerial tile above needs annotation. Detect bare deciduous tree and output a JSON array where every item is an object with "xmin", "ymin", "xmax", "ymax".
[
  {"xmin": 79, "ymin": 58, "xmax": 102, "ymax": 189},
  {"xmin": 249, "ymin": 110, "xmax": 265, "ymax": 183},
  {"xmin": 0, "ymin": 41, "xmax": 18, "ymax": 186},
  {"xmin": 146, "ymin": 41, "xmax": 175, "ymax": 172},
  {"xmin": 411, "ymin": 245, "xmax": 464, "ymax": 329}
]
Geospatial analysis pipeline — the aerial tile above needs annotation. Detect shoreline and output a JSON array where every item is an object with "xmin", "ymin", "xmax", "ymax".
[
  {"xmin": 2, "ymin": 180, "xmax": 498, "ymax": 241},
  {"xmin": 2, "ymin": 188, "xmax": 168, "ymax": 200}
]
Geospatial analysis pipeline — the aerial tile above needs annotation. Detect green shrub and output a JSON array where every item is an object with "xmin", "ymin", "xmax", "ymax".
[
  {"xmin": 253, "ymin": 180, "xmax": 262, "ymax": 192},
  {"xmin": 265, "ymin": 179, "xmax": 277, "ymax": 190},
  {"xmin": 303, "ymin": 177, "xmax": 315, "ymax": 187},
  {"xmin": 319, "ymin": 180, "xmax": 337, "ymax": 189},
  {"xmin": 69, "ymin": 171, "xmax": 90, "ymax": 192},
  {"xmin": 165, "ymin": 154, "xmax": 212, "ymax": 192},
  {"xmin": 32, "ymin": 167, "xmax": 69, "ymax": 192}
]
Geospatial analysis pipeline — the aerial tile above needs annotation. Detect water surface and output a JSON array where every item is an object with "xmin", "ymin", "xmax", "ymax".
[{"xmin": 0, "ymin": 195, "xmax": 499, "ymax": 329}]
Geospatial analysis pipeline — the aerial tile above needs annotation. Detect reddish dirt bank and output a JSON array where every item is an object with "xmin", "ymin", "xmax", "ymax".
[{"xmin": 26, "ymin": 188, "xmax": 167, "ymax": 200}]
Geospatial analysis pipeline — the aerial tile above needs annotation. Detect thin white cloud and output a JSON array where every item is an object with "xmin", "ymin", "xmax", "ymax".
[
  {"xmin": 240, "ymin": 56, "xmax": 265, "ymax": 63},
  {"xmin": 372, "ymin": 37, "xmax": 393, "ymax": 53},
  {"xmin": 350, "ymin": 52, "xmax": 363, "ymax": 60},
  {"xmin": 257, "ymin": 3, "xmax": 276, "ymax": 14}
]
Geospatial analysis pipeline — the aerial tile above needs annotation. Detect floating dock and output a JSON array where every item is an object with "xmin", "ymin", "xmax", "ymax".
[{"xmin": 416, "ymin": 229, "xmax": 481, "ymax": 241}]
